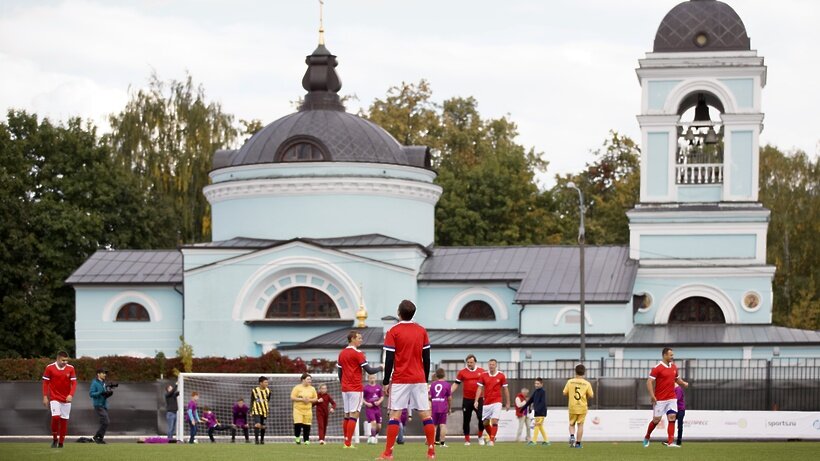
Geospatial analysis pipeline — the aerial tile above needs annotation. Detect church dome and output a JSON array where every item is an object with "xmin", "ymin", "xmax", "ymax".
[
  {"xmin": 215, "ymin": 43, "xmax": 427, "ymax": 169},
  {"xmin": 653, "ymin": 0, "xmax": 750, "ymax": 53},
  {"xmin": 227, "ymin": 109, "xmax": 409, "ymax": 166}
]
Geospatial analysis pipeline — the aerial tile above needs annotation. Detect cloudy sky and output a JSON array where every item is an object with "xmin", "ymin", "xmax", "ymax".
[{"xmin": 1, "ymin": 0, "xmax": 817, "ymax": 184}]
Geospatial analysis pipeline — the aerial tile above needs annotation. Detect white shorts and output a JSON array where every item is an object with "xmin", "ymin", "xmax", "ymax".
[
  {"xmin": 483, "ymin": 402, "xmax": 502, "ymax": 421},
  {"xmin": 387, "ymin": 383, "xmax": 430, "ymax": 412},
  {"xmin": 342, "ymin": 391, "xmax": 364, "ymax": 413},
  {"xmin": 653, "ymin": 399, "xmax": 678, "ymax": 418},
  {"xmin": 49, "ymin": 401, "xmax": 71, "ymax": 419}
]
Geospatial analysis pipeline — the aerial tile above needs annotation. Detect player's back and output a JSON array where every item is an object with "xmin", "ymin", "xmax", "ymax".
[
  {"xmin": 564, "ymin": 377, "xmax": 593, "ymax": 413},
  {"xmin": 384, "ymin": 321, "xmax": 429, "ymax": 384}
]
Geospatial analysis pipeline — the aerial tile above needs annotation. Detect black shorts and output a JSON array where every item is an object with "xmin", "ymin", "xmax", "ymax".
[{"xmin": 252, "ymin": 415, "xmax": 267, "ymax": 427}]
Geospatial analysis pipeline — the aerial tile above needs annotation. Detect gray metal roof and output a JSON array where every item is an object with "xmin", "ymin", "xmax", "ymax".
[
  {"xmin": 419, "ymin": 246, "xmax": 637, "ymax": 303},
  {"xmin": 66, "ymin": 250, "xmax": 182, "ymax": 285},
  {"xmin": 217, "ymin": 110, "xmax": 412, "ymax": 168},
  {"xmin": 283, "ymin": 324, "xmax": 820, "ymax": 351},
  {"xmin": 187, "ymin": 234, "xmax": 425, "ymax": 250},
  {"xmin": 654, "ymin": 0, "xmax": 750, "ymax": 53}
]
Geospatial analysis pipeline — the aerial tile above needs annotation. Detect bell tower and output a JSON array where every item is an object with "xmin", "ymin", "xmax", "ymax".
[{"xmin": 629, "ymin": 0, "xmax": 775, "ymax": 326}]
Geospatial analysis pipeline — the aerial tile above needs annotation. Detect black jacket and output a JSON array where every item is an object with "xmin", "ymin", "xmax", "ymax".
[
  {"xmin": 165, "ymin": 384, "xmax": 179, "ymax": 412},
  {"xmin": 523, "ymin": 387, "xmax": 547, "ymax": 417}
]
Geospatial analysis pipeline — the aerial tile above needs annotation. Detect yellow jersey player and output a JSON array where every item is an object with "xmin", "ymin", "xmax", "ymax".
[
  {"xmin": 291, "ymin": 372, "xmax": 318, "ymax": 444},
  {"xmin": 562, "ymin": 364, "xmax": 594, "ymax": 448}
]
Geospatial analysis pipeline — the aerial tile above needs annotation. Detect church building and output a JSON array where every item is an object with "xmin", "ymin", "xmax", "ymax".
[{"xmin": 68, "ymin": 0, "xmax": 820, "ymax": 364}]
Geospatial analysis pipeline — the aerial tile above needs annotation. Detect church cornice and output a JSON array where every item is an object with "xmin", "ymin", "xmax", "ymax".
[{"xmin": 203, "ymin": 176, "xmax": 443, "ymax": 205}]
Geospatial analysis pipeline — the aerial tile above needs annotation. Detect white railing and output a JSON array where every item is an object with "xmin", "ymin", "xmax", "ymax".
[{"xmin": 676, "ymin": 163, "xmax": 723, "ymax": 184}]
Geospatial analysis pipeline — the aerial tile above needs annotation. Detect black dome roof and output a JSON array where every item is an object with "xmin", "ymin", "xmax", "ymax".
[
  {"xmin": 654, "ymin": 0, "xmax": 750, "ymax": 53},
  {"xmin": 214, "ymin": 43, "xmax": 430, "ymax": 170},
  {"xmin": 225, "ymin": 110, "xmax": 410, "ymax": 166}
]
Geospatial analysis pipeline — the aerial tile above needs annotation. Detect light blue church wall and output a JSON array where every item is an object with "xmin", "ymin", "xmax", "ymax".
[
  {"xmin": 211, "ymin": 194, "xmax": 435, "ymax": 246},
  {"xmin": 415, "ymin": 284, "xmax": 519, "ymax": 329},
  {"xmin": 647, "ymin": 80, "xmax": 682, "ymax": 110},
  {"xmin": 182, "ymin": 243, "xmax": 419, "ymax": 357},
  {"xmin": 74, "ymin": 286, "xmax": 182, "ymax": 358},
  {"xmin": 633, "ymin": 274, "xmax": 773, "ymax": 325},
  {"xmin": 718, "ymin": 78, "xmax": 754, "ymax": 109},
  {"xmin": 639, "ymin": 234, "xmax": 757, "ymax": 260},
  {"xmin": 729, "ymin": 130, "xmax": 754, "ymax": 198},
  {"xmin": 520, "ymin": 303, "xmax": 632, "ymax": 335},
  {"xmin": 646, "ymin": 132, "xmax": 669, "ymax": 198},
  {"xmin": 677, "ymin": 185, "xmax": 722, "ymax": 202}
]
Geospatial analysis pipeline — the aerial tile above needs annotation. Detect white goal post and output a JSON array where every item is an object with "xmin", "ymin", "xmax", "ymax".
[{"xmin": 176, "ymin": 373, "xmax": 355, "ymax": 443}]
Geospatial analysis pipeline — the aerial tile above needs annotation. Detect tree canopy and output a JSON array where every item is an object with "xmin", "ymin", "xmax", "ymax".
[{"xmin": 0, "ymin": 110, "xmax": 177, "ymax": 357}]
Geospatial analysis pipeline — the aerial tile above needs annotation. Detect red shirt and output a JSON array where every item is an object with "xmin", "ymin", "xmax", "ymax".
[
  {"xmin": 337, "ymin": 346, "xmax": 369, "ymax": 392},
  {"xmin": 42, "ymin": 362, "xmax": 77, "ymax": 403},
  {"xmin": 515, "ymin": 392, "xmax": 528, "ymax": 417},
  {"xmin": 455, "ymin": 366, "xmax": 485, "ymax": 400},
  {"xmin": 477, "ymin": 371, "xmax": 507, "ymax": 405},
  {"xmin": 315, "ymin": 392, "xmax": 336, "ymax": 414},
  {"xmin": 384, "ymin": 321, "xmax": 430, "ymax": 384},
  {"xmin": 649, "ymin": 361, "xmax": 678, "ymax": 401}
]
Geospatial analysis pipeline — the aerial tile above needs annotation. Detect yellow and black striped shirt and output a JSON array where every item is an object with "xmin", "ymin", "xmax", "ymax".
[{"xmin": 251, "ymin": 386, "xmax": 271, "ymax": 417}]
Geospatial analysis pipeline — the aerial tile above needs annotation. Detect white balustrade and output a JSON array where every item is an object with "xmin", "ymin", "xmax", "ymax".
[{"xmin": 676, "ymin": 163, "xmax": 724, "ymax": 184}]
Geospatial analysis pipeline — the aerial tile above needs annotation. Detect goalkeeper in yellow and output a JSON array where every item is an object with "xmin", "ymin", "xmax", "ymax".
[
  {"xmin": 291, "ymin": 372, "xmax": 319, "ymax": 444},
  {"xmin": 562, "ymin": 364, "xmax": 594, "ymax": 448}
]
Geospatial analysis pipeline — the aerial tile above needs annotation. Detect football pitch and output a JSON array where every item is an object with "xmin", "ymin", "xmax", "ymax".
[{"xmin": 1, "ymin": 441, "xmax": 819, "ymax": 461}]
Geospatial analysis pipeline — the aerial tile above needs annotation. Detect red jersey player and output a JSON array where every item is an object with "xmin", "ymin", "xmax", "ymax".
[
  {"xmin": 42, "ymin": 351, "xmax": 77, "ymax": 448},
  {"xmin": 337, "ymin": 329, "xmax": 382, "ymax": 447},
  {"xmin": 473, "ymin": 359, "xmax": 510, "ymax": 446},
  {"xmin": 643, "ymin": 347, "xmax": 689, "ymax": 448},
  {"xmin": 451, "ymin": 354, "xmax": 486, "ymax": 445},
  {"xmin": 379, "ymin": 300, "xmax": 436, "ymax": 460}
]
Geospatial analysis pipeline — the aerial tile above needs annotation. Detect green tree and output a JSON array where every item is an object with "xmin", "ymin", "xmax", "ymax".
[
  {"xmin": 108, "ymin": 73, "xmax": 238, "ymax": 243},
  {"xmin": 759, "ymin": 145, "xmax": 819, "ymax": 329},
  {"xmin": 365, "ymin": 80, "xmax": 552, "ymax": 245},
  {"xmin": 551, "ymin": 131, "xmax": 640, "ymax": 245},
  {"xmin": 0, "ymin": 110, "xmax": 176, "ymax": 357}
]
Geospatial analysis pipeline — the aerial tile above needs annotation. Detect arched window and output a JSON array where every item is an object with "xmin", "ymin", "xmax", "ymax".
[
  {"xmin": 276, "ymin": 136, "xmax": 328, "ymax": 162},
  {"xmin": 669, "ymin": 296, "xmax": 725, "ymax": 323},
  {"xmin": 458, "ymin": 301, "xmax": 496, "ymax": 321},
  {"xmin": 266, "ymin": 287, "xmax": 340, "ymax": 319},
  {"xmin": 116, "ymin": 303, "xmax": 150, "ymax": 322}
]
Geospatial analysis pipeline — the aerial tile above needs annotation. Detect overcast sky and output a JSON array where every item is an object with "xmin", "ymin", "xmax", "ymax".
[{"xmin": 1, "ymin": 0, "xmax": 817, "ymax": 185}]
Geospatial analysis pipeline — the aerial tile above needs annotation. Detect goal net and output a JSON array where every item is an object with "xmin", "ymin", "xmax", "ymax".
[{"xmin": 176, "ymin": 373, "xmax": 353, "ymax": 443}]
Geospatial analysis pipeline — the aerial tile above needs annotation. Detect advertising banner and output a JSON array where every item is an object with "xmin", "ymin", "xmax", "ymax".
[{"xmin": 492, "ymin": 409, "xmax": 820, "ymax": 441}]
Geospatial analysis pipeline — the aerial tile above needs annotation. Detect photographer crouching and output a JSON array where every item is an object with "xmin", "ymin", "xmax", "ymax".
[{"xmin": 89, "ymin": 368, "xmax": 117, "ymax": 444}]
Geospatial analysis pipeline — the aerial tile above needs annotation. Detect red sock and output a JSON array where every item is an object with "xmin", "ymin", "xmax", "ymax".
[
  {"xmin": 345, "ymin": 418, "xmax": 355, "ymax": 446},
  {"xmin": 645, "ymin": 421, "xmax": 657, "ymax": 439},
  {"xmin": 51, "ymin": 416, "xmax": 60, "ymax": 441},
  {"xmin": 465, "ymin": 434, "xmax": 471, "ymax": 442},
  {"xmin": 342, "ymin": 419, "xmax": 349, "ymax": 446},
  {"xmin": 667, "ymin": 420, "xmax": 676, "ymax": 444},
  {"xmin": 384, "ymin": 420, "xmax": 400, "ymax": 455},
  {"xmin": 491, "ymin": 424, "xmax": 498, "ymax": 441},
  {"xmin": 478, "ymin": 429, "xmax": 484, "ymax": 438},
  {"xmin": 58, "ymin": 418, "xmax": 68, "ymax": 444},
  {"xmin": 423, "ymin": 418, "xmax": 436, "ymax": 447}
]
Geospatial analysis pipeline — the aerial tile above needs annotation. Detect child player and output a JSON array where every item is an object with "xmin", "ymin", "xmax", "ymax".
[
  {"xmin": 291, "ymin": 372, "xmax": 318, "ymax": 444},
  {"xmin": 429, "ymin": 368, "xmax": 452, "ymax": 446},
  {"xmin": 363, "ymin": 373, "xmax": 384, "ymax": 444},
  {"xmin": 522, "ymin": 378, "xmax": 549, "ymax": 445},
  {"xmin": 562, "ymin": 364, "xmax": 594, "ymax": 448},
  {"xmin": 315, "ymin": 383, "xmax": 336, "ymax": 445},
  {"xmin": 202, "ymin": 406, "xmax": 232, "ymax": 442},
  {"xmin": 231, "ymin": 398, "xmax": 250, "ymax": 443}
]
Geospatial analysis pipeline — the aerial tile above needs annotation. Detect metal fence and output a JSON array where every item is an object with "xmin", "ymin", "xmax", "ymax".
[{"xmin": 438, "ymin": 358, "xmax": 820, "ymax": 411}]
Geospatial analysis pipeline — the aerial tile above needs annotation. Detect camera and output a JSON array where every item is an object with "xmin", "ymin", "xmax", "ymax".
[
  {"xmin": 106, "ymin": 383, "xmax": 119, "ymax": 389},
  {"xmin": 103, "ymin": 382, "xmax": 118, "ymax": 398}
]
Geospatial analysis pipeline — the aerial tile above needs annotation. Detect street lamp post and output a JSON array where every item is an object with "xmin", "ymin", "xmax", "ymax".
[{"xmin": 567, "ymin": 182, "xmax": 586, "ymax": 362}]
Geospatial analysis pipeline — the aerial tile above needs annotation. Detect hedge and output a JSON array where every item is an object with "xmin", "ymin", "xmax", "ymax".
[{"xmin": 0, "ymin": 351, "xmax": 336, "ymax": 382}]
